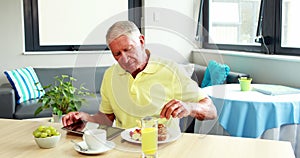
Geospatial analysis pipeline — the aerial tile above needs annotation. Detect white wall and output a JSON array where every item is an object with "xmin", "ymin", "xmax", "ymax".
[{"xmin": 143, "ymin": 0, "xmax": 199, "ymax": 64}]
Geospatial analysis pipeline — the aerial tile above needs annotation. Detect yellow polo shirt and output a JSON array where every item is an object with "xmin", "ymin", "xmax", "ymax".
[{"xmin": 99, "ymin": 56, "xmax": 206, "ymax": 129}]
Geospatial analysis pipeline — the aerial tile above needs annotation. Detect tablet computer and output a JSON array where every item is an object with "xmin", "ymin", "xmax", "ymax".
[{"xmin": 62, "ymin": 120, "xmax": 124, "ymax": 140}]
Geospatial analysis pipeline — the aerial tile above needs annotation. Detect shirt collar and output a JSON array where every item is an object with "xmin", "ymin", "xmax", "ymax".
[{"xmin": 142, "ymin": 55, "xmax": 159, "ymax": 74}]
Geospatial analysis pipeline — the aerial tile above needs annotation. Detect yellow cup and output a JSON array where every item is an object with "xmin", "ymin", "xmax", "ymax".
[{"xmin": 238, "ymin": 77, "xmax": 252, "ymax": 91}]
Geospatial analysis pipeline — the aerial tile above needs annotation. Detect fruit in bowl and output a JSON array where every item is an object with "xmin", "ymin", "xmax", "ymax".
[{"xmin": 33, "ymin": 125, "xmax": 61, "ymax": 149}]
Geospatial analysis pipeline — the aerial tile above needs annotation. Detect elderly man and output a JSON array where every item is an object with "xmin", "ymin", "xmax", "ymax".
[{"xmin": 62, "ymin": 21, "xmax": 216, "ymax": 130}]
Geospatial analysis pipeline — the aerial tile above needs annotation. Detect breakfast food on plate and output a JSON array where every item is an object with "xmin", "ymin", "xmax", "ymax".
[
  {"xmin": 129, "ymin": 128, "xmax": 142, "ymax": 141},
  {"xmin": 158, "ymin": 123, "xmax": 167, "ymax": 141},
  {"xmin": 129, "ymin": 123, "xmax": 168, "ymax": 141}
]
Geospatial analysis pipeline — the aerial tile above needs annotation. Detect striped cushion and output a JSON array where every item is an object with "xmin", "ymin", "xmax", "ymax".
[{"xmin": 4, "ymin": 67, "xmax": 44, "ymax": 104}]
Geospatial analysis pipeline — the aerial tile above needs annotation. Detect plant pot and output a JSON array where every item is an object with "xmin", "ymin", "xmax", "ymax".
[{"xmin": 52, "ymin": 114, "xmax": 64, "ymax": 123}]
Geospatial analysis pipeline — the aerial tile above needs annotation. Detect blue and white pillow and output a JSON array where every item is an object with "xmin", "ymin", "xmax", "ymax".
[{"xmin": 4, "ymin": 67, "xmax": 44, "ymax": 104}]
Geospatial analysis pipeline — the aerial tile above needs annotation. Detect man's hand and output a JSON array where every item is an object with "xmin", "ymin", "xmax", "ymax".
[
  {"xmin": 160, "ymin": 99, "xmax": 191, "ymax": 119},
  {"xmin": 62, "ymin": 111, "xmax": 115, "ymax": 127},
  {"xmin": 62, "ymin": 112, "xmax": 85, "ymax": 126},
  {"xmin": 160, "ymin": 97, "xmax": 217, "ymax": 121}
]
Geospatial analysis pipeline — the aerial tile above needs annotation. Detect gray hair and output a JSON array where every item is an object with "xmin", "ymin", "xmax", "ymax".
[{"xmin": 106, "ymin": 21, "xmax": 141, "ymax": 45}]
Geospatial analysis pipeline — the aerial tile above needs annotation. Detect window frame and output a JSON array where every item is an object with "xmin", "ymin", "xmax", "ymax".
[
  {"xmin": 274, "ymin": 0, "xmax": 300, "ymax": 56},
  {"xmin": 23, "ymin": 0, "xmax": 142, "ymax": 52},
  {"xmin": 201, "ymin": 0, "xmax": 300, "ymax": 56}
]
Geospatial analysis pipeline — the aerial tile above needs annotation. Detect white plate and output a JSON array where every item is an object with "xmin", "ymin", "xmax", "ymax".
[
  {"xmin": 74, "ymin": 141, "xmax": 115, "ymax": 155},
  {"xmin": 120, "ymin": 127, "xmax": 181, "ymax": 144}
]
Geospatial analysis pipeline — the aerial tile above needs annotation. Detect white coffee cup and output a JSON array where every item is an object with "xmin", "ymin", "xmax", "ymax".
[{"xmin": 83, "ymin": 129, "xmax": 107, "ymax": 150}]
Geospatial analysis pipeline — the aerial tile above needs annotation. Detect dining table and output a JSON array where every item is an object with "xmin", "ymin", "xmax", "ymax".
[
  {"xmin": 0, "ymin": 118, "xmax": 295, "ymax": 158},
  {"xmin": 196, "ymin": 84, "xmax": 300, "ymax": 138}
]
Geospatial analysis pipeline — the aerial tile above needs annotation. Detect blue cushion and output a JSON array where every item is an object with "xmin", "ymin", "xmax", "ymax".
[
  {"xmin": 4, "ymin": 67, "xmax": 44, "ymax": 104},
  {"xmin": 201, "ymin": 60, "xmax": 230, "ymax": 88}
]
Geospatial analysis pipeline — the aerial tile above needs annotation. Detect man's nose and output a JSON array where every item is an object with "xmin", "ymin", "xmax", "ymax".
[{"xmin": 119, "ymin": 52, "xmax": 129, "ymax": 63}]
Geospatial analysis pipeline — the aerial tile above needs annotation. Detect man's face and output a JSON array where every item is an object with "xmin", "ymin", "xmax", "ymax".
[{"xmin": 109, "ymin": 35, "xmax": 146, "ymax": 74}]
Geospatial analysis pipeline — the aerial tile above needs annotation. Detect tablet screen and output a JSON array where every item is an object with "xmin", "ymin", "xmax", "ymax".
[{"xmin": 62, "ymin": 120, "xmax": 124, "ymax": 140}]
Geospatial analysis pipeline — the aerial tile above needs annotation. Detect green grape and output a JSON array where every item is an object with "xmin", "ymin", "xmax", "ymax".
[
  {"xmin": 45, "ymin": 129, "xmax": 52, "ymax": 136},
  {"xmin": 40, "ymin": 132, "xmax": 48, "ymax": 138},
  {"xmin": 53, "ymin": 131, "xmax": 60, "ymax": 136},
  {"xmin": 49, "ymin": 126, "xmax": 56, "ymax": 131},
  {"xmin": 50, "ymin": 129, "xmax": 57, "ymax": 135},
  {"xmin": 50, "ymin": 127, "xmax": 57, "ymax": 133},
  {"xmin": 34, "ymin": 125, "xmax": 60, "ymax": 138},
  {"xmin": 38, "ymin": 125, "xmax": 46, "ymax": 132},
  {"xmin": 33, "ymin": 130, "xmax": 42, "ymax": 138}
]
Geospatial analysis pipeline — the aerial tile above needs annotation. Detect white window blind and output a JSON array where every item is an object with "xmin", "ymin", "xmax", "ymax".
[{"xmin": 38, "ymin": 0, "xmax": 128, "ymax": 45}]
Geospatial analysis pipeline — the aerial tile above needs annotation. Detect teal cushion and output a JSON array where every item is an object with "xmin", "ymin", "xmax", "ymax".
[
  {"xmin": 4, "ymin": 67, "xmax": 44, "ymax": 104},
  {"xmin": 201, "ymin": 60, "xmax": 230, "ymax": 88}
]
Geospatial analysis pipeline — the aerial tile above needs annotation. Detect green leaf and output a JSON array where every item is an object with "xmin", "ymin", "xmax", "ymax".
[
  {"xmin": 34, "ymin": 106, "xmax": 43, "ymax": 116},
  {"xmin": 57, "ymin": 110, "xmax": 63, "ymax": 117},
  {"xmin": 70, "ymin": 77, "xmax": 76, "ymax": 81},
  {"xmin": 61, "ymin": 74, "xmax": 68, "ymax": 78}
]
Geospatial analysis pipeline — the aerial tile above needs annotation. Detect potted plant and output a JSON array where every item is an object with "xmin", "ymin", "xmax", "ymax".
[{"xmin": 34, "ymin": 75, "xmax": 93, "ymax": 122}]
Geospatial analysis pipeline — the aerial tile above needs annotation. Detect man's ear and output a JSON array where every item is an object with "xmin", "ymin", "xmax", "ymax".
[{"xmin": 139, "ymin": 34, "xmax": 145, "ymax": 45}]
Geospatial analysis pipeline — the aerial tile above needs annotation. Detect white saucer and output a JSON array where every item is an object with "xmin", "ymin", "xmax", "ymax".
[{"xmin": 74, "ymin": 141, "xmax": 115, "ymax": 155}]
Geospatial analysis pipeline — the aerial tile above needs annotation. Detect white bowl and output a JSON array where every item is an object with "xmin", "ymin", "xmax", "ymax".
[{"xmin": 34, "ymin": 134, "xmax": 61, "ymax": 149}]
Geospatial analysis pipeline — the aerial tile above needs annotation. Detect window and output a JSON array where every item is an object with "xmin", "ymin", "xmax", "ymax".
[
  {"xmin": 23, "ymin": 0, "xmax": 142, "ymax": 52},
  {"xmin": 280, "ymin": 0, "xmax": 300, "ymax": 48},
  {"xmin": 200, "ymin": 0, "xmax": 300, "ymax": 56}
]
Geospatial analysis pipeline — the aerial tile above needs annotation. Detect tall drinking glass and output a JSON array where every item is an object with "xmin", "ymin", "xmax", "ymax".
[{"xmin": 141, "ymin": 116, "xmax": 158, "ymax": 158}]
